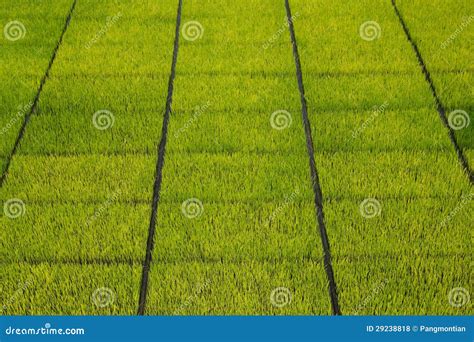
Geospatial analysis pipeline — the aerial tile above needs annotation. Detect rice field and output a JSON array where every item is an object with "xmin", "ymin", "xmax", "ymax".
[{"xmin": 0, "ymin": 0, "xmax": 472, "ymax": 316}]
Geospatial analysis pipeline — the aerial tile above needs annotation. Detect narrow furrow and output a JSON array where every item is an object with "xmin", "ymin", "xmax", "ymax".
[
  {"xmin": 1, "ymin": 0, "xmax": 183, "ymax": 315},
  {"xmin": 141, "ymin": 0, "xmax": 333, "ymax": 315},
  {"xmin": 289, "ymin": 0, "xmax": 472, "ymax": 314},
  {"xmin": 0, "ymin": 0, "xmax": 78, "ymax": 187},
  {"xmin": 391, "ymin": 0, "xmax": 473, "ymax": 185},
  {"xmin": 284, "ymin": 0, "xmax": 341, "ymax": 315},
  {"xmin": 137, "ymin": 0, "xmax": 183, "ymax": 315}
]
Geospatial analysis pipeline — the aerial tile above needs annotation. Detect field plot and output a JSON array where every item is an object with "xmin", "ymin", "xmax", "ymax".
[
  {"xmin": 293, "ymin": 0, "xmax": 472, "ymax": 314},
  {"xmin": 0, "ymin": 0, "xmax": 73, "ymax": 177},
  {"xmin": 145, "ymin": 0, "xmax": 333, "ymax": 314},
  {"xmin": 396, "ymin": 0, "xmax": 474, "ymax": 168},
  {"xmin": 0, "ymin": 0, "xmax": 472, "ymax": 315},
  {"xmin": 1, "ymin": 0, "xmax": 177, "ymax": 314}
]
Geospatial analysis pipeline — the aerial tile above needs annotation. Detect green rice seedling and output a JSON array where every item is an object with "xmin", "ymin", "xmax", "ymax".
[
  {"xmin": 168, "ymin": 109, "xmax": 307, "ymax": 154},
  {"xmin": 293, "ymin": 0, "xmax": 472, "ymax": 315},
  {"xmin": 159, "ymin": 153, "xmax": 314, "ymax": 203},
  {"xmin": 312, "ymin": 108, "xmax": 453, "ymax": 152},
  {"xmin": 0, "ymin": 0, "xmax": 471, "ymax": 316},
  {"xmin": 396, "ymin": 0, "xmax": 473, "ymax": 163},
  {"xmin": 334, "ymin": 254, "xmax": 471, "ymax": 315},
  {"xmin": 0, "ymin": 203, "xmax": 151, "ymax": 263},
  {"xmin": 147, "ymin": 260, "xmax": 331, "ymax": 315},
  {"xmin": 0, "ymin": 263, "xmax": 141, "ymax": 315},
  {"xmin": 0, "ymin": 0, "xmax": 73, "ymax": 168},
  {"xmin": 152, "ymin": 202, "xmax": 323, "ymax": 262},
  {"xmin": 315, "ymin": 150, "xmax": 470, "ymax": 199},
  {"xmin": 0, "ymin": 154, "xmax": 156, "ymax": 202},
  {"xmin": 144, "ymin": 0, "xmax": 330, "ymax": 315},
  {"xmin": 324, "ymin": 197, "xmax": 473, "ymax": 257},
  {"xmin": 1, "ymin": 0, "xmax": 179, "ymax": 315}
]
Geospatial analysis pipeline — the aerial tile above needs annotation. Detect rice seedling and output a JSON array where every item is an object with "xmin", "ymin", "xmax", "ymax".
[{"xmin": 0, "ymin": 0, "xmax": 471, "ymax": 316}]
